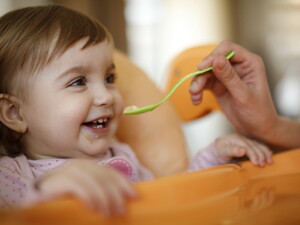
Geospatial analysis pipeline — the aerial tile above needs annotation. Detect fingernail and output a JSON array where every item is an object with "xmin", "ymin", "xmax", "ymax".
[
  {"xmin": 252, "ymin": 158, "xmax": 258, "ymax": 165},
  {"xmin": 190, "ymin": 80, "xmax": 198, "ymax": 92},
  {"xmin": 215, "ymin": 57, "xmax": 226, "ymax": 71}
]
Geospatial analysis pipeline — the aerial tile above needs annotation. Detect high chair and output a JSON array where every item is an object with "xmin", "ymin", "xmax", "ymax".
[{"xmin": 2, "ymin": 48, "xmax": 300, "ymax": 225}]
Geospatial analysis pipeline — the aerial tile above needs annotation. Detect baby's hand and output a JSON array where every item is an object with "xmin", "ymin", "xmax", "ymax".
[
  {"xmin": 215, "ymin": 133, "xmax": 273, "ymax": 167},
  {"xmin": 37, "ymin": 160, "xmax": 137, "ymax": 217}
]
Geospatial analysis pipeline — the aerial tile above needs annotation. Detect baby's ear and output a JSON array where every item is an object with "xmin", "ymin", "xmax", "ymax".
[{"xmin": 0, "ymin": 94, "xmax": 27, "ymax": 133}]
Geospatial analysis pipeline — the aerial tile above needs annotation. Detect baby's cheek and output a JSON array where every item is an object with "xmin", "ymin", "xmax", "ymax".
[{"xmin": 114, "ymin": 92, "xmax": 125, "ymax": 118}]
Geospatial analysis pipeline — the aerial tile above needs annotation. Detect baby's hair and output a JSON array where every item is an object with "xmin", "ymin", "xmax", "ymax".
[{"xmin": 0, "ymin": 5, "xmax": 113, "ymax": 156}]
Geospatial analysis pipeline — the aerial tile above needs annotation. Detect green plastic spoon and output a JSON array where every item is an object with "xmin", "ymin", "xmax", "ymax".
[{"xmin": 124, "ymin": 50, "xmax": 235, "ymax": 115}]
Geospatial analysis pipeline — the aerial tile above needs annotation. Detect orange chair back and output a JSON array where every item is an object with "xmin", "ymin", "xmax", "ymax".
[{"xmin": 164, "ymin": 44, "xmax": 220, "ymax": 121}]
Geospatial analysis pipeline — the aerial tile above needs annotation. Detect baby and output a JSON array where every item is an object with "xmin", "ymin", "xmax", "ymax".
[{"xmin": 0, "ymin": 5, "xmax": 272, "ymax": 217}]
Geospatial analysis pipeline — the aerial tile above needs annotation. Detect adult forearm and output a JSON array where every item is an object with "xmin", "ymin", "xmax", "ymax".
[{"xmin": 261, "ymin": 116, "xmax": 300, "ymax": 150}]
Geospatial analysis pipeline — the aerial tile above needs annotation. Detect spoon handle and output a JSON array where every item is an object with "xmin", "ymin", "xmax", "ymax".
[
  {"xmin": 123, "ymin": 51, "xmax": 235, "ymax": 115},
  {"xmin": 159, "ymin": 50, "xmax": 235, "ymax": 105}
]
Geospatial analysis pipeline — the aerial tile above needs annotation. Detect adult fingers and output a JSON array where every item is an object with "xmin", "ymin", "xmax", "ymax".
[
  {"xmin": 212, "ymin": 55, "xmax": 248, "ymax": 100},
  {"xmin": 189, "ymin": 40, "xmax": 237, "ymax": 103},
  {"xmin": 189, "ymin": 74, "xmax": 210, "ymax": 105}
]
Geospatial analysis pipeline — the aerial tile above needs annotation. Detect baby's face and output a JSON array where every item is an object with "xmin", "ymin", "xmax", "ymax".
[{"xmin": 21, "ymin": 39, "xmax": 124, "ymax": 159}]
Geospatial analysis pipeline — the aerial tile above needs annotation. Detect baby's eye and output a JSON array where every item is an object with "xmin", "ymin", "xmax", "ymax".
[
  {"xmin": 68, "ymin": 77, "xmax": 86, "ymax": 87},
  {"xmin": 105, "ymin": 73, "xmax": 116, "ymax": 84}
]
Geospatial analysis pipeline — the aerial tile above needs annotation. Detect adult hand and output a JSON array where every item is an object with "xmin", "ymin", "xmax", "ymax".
[
  {"xmin": 189, "ymin": 40, "xmax": 300, "ymax": 149},
  {"xmin": 190, "ymin": 41, "xmax": 277, "ymax": 140}
]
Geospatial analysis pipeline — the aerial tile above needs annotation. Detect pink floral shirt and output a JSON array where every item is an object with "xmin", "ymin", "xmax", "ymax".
[{"xmin": 0, "ymin": 141, "xmax": 224, "ymax": 209}]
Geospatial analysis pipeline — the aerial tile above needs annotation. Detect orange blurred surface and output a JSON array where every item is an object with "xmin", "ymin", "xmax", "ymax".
[{"xmin": 1, "ymin": 149, "xmax": 300, "ymax": 225}]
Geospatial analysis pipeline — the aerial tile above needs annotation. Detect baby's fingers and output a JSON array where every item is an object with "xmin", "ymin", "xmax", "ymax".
[
  {"xmin": 103, "ymin": 176, "xmax": 137, "ymax": 216},
  {"xmin": 245, "ymin": 140, "xmax": 272, "ymax": 167},
  {"xmin": 74, "ymin": 176, "xmax": 126, "ymax": 217},
  {"xmin": 239, "ymin": 138, "xmax": 263, "ymax": 166},
  {"xmin": 93, "ymin": 170, "xmax": 137, "ymax": 216},
  {"xmin": 254, "ymin": 143, "xmax": 273, "ymax": 165},
  {"xmin": 103, "ymin": 183, "xmax": 132, "ymax": 216},
  {"xmin": 68, "ymin": 174, "xmax": 112, "ymax": 216},
  {"xmin": 44, "ymin": 176, "xmax": 112, "ymax": 216},
  {"xmin": 244, "ymin": 148, "xmax": 261, "ymax": 166},
  {"xmin": 113, "ymin": 173, "xmax": 138, "ymax": 199}
]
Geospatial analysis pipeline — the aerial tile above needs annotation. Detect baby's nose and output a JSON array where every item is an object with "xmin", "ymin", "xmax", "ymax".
[{"xmin": 93, "ymin": 88, "xmax": 114, "ymax": 106}]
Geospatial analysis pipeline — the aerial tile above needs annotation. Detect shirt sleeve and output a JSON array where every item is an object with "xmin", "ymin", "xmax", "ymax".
[
  {"xmin": 0, "ymin": 155, "xmax": 47, "ymax": 209},
  {"xmin": 188, "ymin": 141, "xmax": 228, "ymax": 172}
]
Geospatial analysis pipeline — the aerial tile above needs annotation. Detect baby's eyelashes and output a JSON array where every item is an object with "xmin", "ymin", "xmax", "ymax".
[
  {"xmin": 105, "ymin": 73, "xmax": 116, "ymax": 84},
  {"xmin": 68, "ymin": 77, "xmax": 87, "ymax": 87}
]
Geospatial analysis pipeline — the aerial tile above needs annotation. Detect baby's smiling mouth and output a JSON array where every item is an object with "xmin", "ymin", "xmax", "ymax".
[{"xmin": 82, "ymin": 117, "xmax": 110, "ymax": 129}]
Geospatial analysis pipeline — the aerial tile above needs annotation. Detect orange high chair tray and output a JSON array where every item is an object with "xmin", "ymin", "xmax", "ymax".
[{"xmin": 1, "ymin": 148, "xmax": 300, "ymax": 225}]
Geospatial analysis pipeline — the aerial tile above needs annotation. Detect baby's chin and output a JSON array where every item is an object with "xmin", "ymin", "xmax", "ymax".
[
  {"xmin": 77, "ymin": 134, "xmax": 112, "ymax": 158},
  {"xmin": 72, "ymin": 147, "xmax": 110, "ymax": 159}
]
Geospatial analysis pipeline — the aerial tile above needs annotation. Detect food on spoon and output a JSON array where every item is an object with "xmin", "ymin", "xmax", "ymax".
[{"xmin": 124, "ymin": 105, "xmax": 139, "ymax": 113}]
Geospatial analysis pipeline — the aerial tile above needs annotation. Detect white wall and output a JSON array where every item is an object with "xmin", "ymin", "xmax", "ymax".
[
  {"xmin": 0, "ymin": 0, "xmax": 12, "ymax": 16},
  {"xmin": 125, "ymin": 0, "xmax": 233, "ymax": 86}
]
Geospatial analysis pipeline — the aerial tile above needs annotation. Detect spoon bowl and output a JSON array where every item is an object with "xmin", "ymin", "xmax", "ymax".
[{"xmin": 124, "ymin": 51, "xmax": 235, "ymax": 115}]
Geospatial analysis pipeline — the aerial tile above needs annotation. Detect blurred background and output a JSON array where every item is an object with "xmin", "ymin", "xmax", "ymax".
[{"xmin": 1, "ymin": 0, "xmax": 300, "ymax": 156}]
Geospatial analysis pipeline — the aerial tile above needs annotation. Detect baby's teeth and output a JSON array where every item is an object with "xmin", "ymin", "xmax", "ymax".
[
  {"xmin": 96, "ymin": 124, "xmax": 103, "ymax": 128},
  {"xmin": 97, "ymin": 118, "xmax": 108, "ymax": 123}
]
